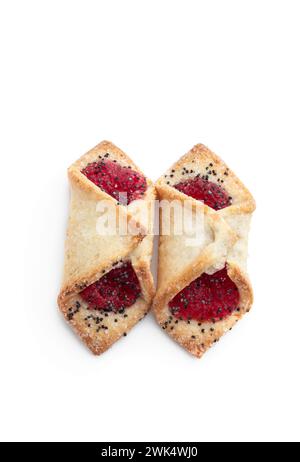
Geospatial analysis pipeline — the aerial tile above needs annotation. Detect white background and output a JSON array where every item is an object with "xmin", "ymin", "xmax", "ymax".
[{"xmin": 0, "ymin": 0, "xmax": 299, "ymax": 442}]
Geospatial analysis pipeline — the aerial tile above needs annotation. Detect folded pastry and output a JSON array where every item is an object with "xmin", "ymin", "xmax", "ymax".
[
  {"xmin": 153, "ymin": 144, "xmax": 255, "ymax": 358},
  {"xmin": 58, "ymin": 141, "xmax": 155, "ymax": 355}
]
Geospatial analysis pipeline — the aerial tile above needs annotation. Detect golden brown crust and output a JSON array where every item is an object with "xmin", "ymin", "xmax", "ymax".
[
  {"xmin": 153, "ymin": 143, "xmax": 256, "ymax": 358},
  {"xmin": 59, "ymin": 290, "xmax": 150, "ymax": 355},
  {"xmin": 58, "ymin": 141, "xmax": 156, "ymax": 355},
  {"xmin": 156, "ymin": 143, "xmax": 255, "ymax": 214}
]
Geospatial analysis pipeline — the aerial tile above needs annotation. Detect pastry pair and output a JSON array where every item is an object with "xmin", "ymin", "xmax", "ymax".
[{"xmin": 58, "ymin": 141, "xmax": 255, "ymax": 357}]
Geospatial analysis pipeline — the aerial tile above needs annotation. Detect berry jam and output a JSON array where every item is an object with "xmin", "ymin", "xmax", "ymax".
[
  {"xmin": 174, "ymin": 177, "xmax": 231, "ymax": 210},
  {"xmin": 80, "ymin": 262, "xmax": 141, "ymax": 312},
  {"xmin": 81, "ymin": 159, "xmax": 147, "ymax": 205},
  {"xmin": 169, "ymin": 267, "xmax": 239, "ymax": 322}
]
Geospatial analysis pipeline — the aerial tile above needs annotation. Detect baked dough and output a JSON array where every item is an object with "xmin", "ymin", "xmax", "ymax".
[
  {"xmin": 58, "ymin": 141, "xmax": 156, "ymax": 354},
  {"xmin": 153, "ymin": 144, "xmax": 256, "ymax": 358}
]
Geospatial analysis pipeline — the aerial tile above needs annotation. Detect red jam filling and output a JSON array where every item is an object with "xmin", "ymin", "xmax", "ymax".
[
  {"xmin": 80, "ymin": 262, "xmax": 141, "ymax": 312},
  {"xmin": 169, "ymin": 267, "xmax": 239, "ymax": 322},
  {"xmin": 81, "ymin": 158, "xmax": 147, "ymax": 205},
  {"xmin": 174, "ymin": 177, "xmax": 231, "ymax": 210}
]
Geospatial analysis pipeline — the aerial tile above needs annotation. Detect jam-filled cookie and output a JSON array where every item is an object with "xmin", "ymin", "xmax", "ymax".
[
  {"xmin": 58, "ymin": 141, "xmax": 156, "ymax": 355},
  {"xmin": 153, "ymin": 144, "xmax": 255, "ymax": 358}
]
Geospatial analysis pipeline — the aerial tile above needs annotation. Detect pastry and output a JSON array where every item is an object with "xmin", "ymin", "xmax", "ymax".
[
  {"xmin": 153, "ymin": 144, "xmax": 256, "ymax": 358},
  {"xmin": 58, "ymin": 141, "xmax": 156, "ymax": 355}
]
